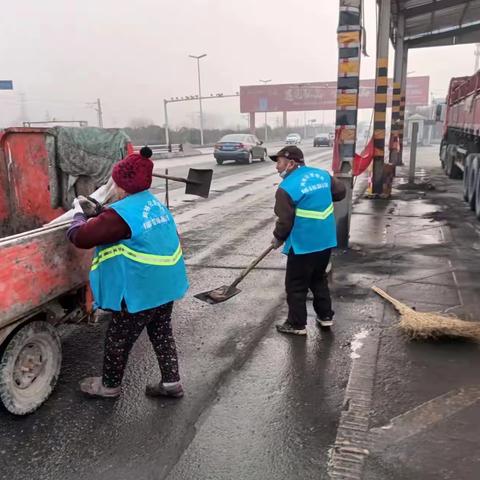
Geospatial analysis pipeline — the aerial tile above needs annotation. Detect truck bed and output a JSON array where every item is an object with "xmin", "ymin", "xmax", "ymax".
[{"xmin": 0, "ymin": 223, "xmax": 92, "ymax": 329}]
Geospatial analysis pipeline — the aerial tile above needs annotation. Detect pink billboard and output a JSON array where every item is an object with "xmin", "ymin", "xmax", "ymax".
[{"xmin": 239, "ymin": 76, "xmax": 429, "ymax": 113}]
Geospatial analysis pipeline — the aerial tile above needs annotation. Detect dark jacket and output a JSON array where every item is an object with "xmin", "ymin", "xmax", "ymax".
[{"xmin": 273, "ymin": 171, "xmax": 347, "ymax": 241}]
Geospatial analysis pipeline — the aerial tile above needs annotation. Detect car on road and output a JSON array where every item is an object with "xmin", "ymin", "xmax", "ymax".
[
  {"xmin": 285, "ymin": 133, "xmax": 301, "ymax": 145},
  {"xmin": 214, "ymin": 134, "xmax": 267, "ymax": 165},
  {"xmin": 313, "ymin": 133, "xmax": 333, "ymax": 147}
]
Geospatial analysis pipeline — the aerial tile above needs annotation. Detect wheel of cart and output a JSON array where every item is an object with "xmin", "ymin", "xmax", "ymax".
[
  {"xmin": 0, "ymin": 320, "xmax": 61, "ymax": 415},
  {"xmin": 463, "ymin": 154, "xmax": 472, "ymax": 201},
  {"xmin": 475, "ymin": 167, "xmax": 480, "ymax": 220},
  {"xmin": 440, "ymin": 141, "xmax": 447, "ymax": 170},
  {"xmin": 467, "ymin": 154, "xmax": 479, "ymax": 210}
]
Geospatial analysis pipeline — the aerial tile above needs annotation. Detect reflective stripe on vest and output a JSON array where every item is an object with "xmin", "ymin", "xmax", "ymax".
[
  {"xmin": 296, "ymin": 203, "xmax": 334, "ymax": 220},
  {"xmin": 91, "ymin": 243, "xmax": 183, "ymax": 271}
]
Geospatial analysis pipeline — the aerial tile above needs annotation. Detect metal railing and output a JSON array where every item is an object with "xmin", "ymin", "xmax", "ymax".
[{"xmin": 133, "ymin": 144, "xmax": 183, "ymax": 155}]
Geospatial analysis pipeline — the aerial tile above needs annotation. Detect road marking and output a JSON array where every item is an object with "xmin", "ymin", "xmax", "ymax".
[{"xmin": 370, "ymin": 385, "xmax": 480, "ymax": 449}]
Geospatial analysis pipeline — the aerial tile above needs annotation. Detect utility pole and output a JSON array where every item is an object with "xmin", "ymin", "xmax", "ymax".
[
  {"xmin": 96, "ymin": 98, "xmax": 103, "ymax": 128},
  {"xmin": 259, "ymin": 79, "xmax": 271, "ymax": 142},
  {"xmin": 163, "ymin": 99, "xmax": 170, "ymax": 145},
  {"xmin": 86, "ymin": 98, "xmax": 104, "ymax": 128},
  {"xmin": 189, "ymin": 53, "xmax": 207, "ymax": 145}
]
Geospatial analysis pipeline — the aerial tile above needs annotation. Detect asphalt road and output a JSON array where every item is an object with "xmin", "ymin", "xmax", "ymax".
[{"xmin": 0, "ymin": 144, "xmax": 355, "ymax": 480}]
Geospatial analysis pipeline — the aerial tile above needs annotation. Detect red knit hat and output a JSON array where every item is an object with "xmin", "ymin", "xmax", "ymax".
[{"xmin": 111, "ymin": 146, "xmax": 154, "ymax": 194}]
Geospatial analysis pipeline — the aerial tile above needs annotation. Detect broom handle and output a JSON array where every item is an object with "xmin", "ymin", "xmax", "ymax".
[
  {"xmin": 371, "ymin": 286, "xmax": 412, "ymax": 313},
  {"xmin": 228, "ymin": 245, "xmax": 274, "ymax": 290}
]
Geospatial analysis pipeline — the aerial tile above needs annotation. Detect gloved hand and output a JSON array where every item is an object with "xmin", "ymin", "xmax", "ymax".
[
  {"xmin": 72, "ymin": 198, "xmax": 84, "ymax": 215},
  {"xmin": 77, "ymin": 195, "xmax": 101, "ymax": 217},
  {"xmin": 271, "ymin": 236, "xmax": 284, "ymax": 250}
]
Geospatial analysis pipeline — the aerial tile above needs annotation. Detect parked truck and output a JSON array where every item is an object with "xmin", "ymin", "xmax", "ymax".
[
  {"xmin": 440, "ymin": 71, "xmax": 480, "ymax": 218},
  {"xmin": 0, "ymin": 127, "xmax": 131, "ymax": 415}
]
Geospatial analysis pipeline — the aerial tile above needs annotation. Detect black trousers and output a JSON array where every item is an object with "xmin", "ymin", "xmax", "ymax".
[
  {"xmin": 102, "ymin": 302, "xmax": 180, "ymax": 388},
  {"xmin": 285, "ymin": 249, "xmax": 334, "ymax": 328}
]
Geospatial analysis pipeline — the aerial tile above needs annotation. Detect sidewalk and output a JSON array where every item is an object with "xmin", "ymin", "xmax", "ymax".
[{"xmin": 329, "ymin": 146, "xmax": 480, "ymax": 479}]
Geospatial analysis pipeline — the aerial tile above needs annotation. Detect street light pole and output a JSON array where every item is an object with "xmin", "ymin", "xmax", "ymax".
[
  {"xmin": 259, "ymin": 79, "xmax": 271, "ymax": 142},
  {"xmin": 163, "ymin": 99, "xmax": 170, "ymax": 145},
  {"xmin": 189, "ymin": 53, "xmax": 207, "ymax": 146}
]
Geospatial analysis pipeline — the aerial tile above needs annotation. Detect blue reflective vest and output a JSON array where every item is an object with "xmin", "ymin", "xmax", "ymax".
[
  {"xmin": 279, "ymin": 166, "xmax": 337, "ymax": 255},
  {"xmin": 89, "ymin": 190, "xmax": 189, "ymax": 313}
]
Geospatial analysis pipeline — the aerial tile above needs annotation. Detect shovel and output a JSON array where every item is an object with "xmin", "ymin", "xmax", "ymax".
[
  {"xmin": 152, "ymin": 168, "xmax": 213, "ymax": 199},
  {"xmin": 194, "ymin": 245, "xmax": 274, "ymax": 304}
]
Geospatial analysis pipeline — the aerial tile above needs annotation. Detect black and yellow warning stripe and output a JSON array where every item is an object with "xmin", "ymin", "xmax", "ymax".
[
  {"xmin": 399, "ymin": 91, "xmax": 406, "ymax": 150},
  {"xmin": 373, "ymin": 58, "xmax": 388, "ymax": 159},
  {"xmin": 334, "ymin": 3, "xmax": 362, "ymax": 172}
]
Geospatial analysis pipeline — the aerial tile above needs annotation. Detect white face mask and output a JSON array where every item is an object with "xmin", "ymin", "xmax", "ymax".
[{"xmin": 279, "ymin": 170, "xmax": 288, "ymax": 179}]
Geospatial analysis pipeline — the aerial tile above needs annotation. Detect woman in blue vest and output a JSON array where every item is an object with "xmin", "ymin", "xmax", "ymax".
[
  {"xmin": 270, "ymin": 146, "xmax": 346, "ymax": 335},
  {"xmin": 67, "ymin": 147, "xmax": 188, "ymax": 398}
]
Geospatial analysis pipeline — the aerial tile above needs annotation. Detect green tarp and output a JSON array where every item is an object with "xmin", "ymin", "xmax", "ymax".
[{"xmin": 48, "ymin": 126, "xmax": 130, "ymax": 209}]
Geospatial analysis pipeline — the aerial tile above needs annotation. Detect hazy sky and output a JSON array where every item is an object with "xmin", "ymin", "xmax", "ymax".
[{"xmin": 0, "ymin": 0, "xmax": 477, "ymax": 130}]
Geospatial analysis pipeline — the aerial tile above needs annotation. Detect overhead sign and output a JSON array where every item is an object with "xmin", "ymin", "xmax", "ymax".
[
  {"xmin": 240, "ymin": 76, "xmax": 429, "ymax": 113},
  {"xmin": 0, "ymin": 80, "xmax": 13, "ymax": 90}
]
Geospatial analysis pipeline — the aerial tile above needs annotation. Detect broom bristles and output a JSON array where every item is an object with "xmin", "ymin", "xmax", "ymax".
[{"xmin": 372, "ymin": 286, "xmax": 480, "ymax": 342}]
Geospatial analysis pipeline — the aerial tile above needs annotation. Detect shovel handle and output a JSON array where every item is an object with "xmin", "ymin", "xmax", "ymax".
[
  {"xmin": 152, "ymin": 173, "xmax": 200, "ymax": 185},
  {"xmin": 228, "ymin": 245, "xmax": 274, "ymax": 290}
]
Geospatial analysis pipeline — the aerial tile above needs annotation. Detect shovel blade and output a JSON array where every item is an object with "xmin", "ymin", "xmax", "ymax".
[
  {"xmin": 194, "ymin": 285, "xmax": 241, "ymax": 304},
  {"xmin": 185, "ymin": 168, "xmax": 213, "ymax": 198}
]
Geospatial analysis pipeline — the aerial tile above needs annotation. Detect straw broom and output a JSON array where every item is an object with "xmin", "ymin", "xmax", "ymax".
[{"xmin": 372, "ymin": 286, "xmax": 480, "ymax": 342}]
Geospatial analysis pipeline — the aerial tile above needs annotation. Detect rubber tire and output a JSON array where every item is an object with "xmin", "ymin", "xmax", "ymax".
[
  {"xmin": 467, "ymin": 156, "xmax": 478, "ymax": 209},
  {"xmin": 439, "ymin": 143, "xmax": 447, "ymax": 170},
  {"xmin": 216, "ymin": 159, "xmax": 223, "ymax": 165},
  {"xmin": 0, "ymin": 321, "xmax": 61, "ymax": 415},
  {"xmin": 445, "ymin": 145, "xmax": 463, "ymax": 179},
  {"xmin": 246, "ymin": 152, "xmax": 253, "ymax": 165},
  {"xmin": 475, "ymin": 168, "xmax": 480, "ymax": 220},
  {"xmin": 260, "ymin": 149, "xmax": 267, "ymax": 162},
  {"xmin": 463, "ymin": 154, "xmax": 472, "ymax": 202},
  {"xmin": 444, "ymin": 145, "xmax": 456, "ymax": 175}
]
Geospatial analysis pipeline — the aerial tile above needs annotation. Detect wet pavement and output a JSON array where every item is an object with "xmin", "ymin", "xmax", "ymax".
[{"xmin": 2, "ymin": 145, "xmax": 480, "ymax": 480}]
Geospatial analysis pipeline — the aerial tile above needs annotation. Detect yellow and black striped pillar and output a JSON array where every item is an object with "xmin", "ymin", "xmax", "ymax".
[
  {"xmin": 371, "ymin": 58, "xmax": 388, "ymax": 194},
  {"xmin": 370, "ymin": 0, "xmax": 391, "ymax": 195},
  {"xmin": 398, "ymin": 90, "xmax": 406, "ymax": 163},
  {"xmin": 333, "ymin": 0, "xmax": 362, "ymax": 248},
  {"xmin": 389, "ymin": 82, "xmax": 402, "ymax": 164}
]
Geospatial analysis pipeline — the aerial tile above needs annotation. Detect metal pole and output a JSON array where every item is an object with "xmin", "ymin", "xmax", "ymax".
[
  {"xmin": 409, "ymin": 122, "xmax": 419, "ymax": 184},
  {"xmin": 372, "ymin": 0, "xmax": 391, "ymax": 194},
  {"xmin": 332, "ymin": 0, "xmax": 362, "ymax": 249},
  {"xmin": 265, "ymin": 111, "xmax": 268, "ymax": 142},
  {"xmin": 189, "ymin": 54, "xmax": 207, "ymax": 146},
  {"xmin": 259, "ymin": 79, "xmax": 271, "ymax": 142},
  {"xmin": 165, "ymin": 168, "xmax": 170, "ymax": 208},
  {"xmin": 196, "ymin": 58, "xmax": 204, "ymax": 146},
  {"xmin": 303, "ymin": 112, "xmax": 307, "ymax": 139},
  {"xmin": 163, "ymin": 99, "xmax": 170, "ymax": 145},
  {"xmin": 96, "ymin": 98, "xmax": 104, "ymax": 128}
]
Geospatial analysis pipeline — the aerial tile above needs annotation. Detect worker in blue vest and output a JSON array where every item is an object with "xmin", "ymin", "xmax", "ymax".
[
  {"xmin": 67, "ymin": 147, "xmax": 188, "ymax": 398},
  {"xmin": 270, "ymin": 146, "xmax": 346, "ymax": 335}
]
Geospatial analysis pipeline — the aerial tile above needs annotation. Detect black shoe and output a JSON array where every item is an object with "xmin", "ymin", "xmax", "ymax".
[
  {"xmin": 316, "ymin": 317, "xmax": 333, "ymax": 329},
  {"xmin": 276, "ymin": 321, "xmax": 307, "ymax": 336}
]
